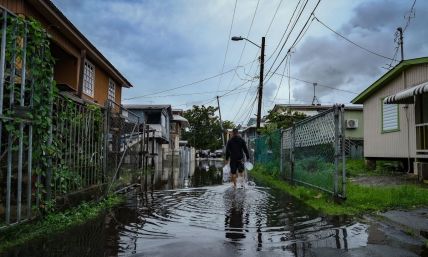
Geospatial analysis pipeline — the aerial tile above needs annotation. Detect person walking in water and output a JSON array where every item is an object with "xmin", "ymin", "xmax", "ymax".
[{"xmin": 225, "ymin": 128, "xmax": 250, "ymax": 188}]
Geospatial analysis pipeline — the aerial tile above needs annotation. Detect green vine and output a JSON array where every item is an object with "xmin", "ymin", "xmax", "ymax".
[{"xmin": 2, "ymin": 15, "xmax": 105, "ymax": 214}]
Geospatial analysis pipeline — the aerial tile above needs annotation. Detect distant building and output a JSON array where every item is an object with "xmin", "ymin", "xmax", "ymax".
[
  {"xmin": 352, "ymin": 57, "xmax": 428, "ymax": 176},
  {"xmin": 271, "ymin": 104, "xmax": 364, "ymax": 141},
  {"xmin": 171, "ymin": 109, "xmax": 189, "ymax": 150},
  {"xmin": 124, "ymin": 104, "xmax": 173, "ymax": 171}
]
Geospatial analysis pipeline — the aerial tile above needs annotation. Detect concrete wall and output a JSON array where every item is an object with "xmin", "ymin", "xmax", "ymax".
[{"xmin": 362, "ymin": 64, "xmax": 428, "ymax": 159}]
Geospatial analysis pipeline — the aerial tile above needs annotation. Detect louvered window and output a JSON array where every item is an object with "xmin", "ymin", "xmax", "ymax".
[{"xmin": 382, "ymin": 101, "xmax": 399, "ymax": 132}]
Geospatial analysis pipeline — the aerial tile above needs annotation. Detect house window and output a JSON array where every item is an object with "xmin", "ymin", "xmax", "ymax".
[
  {"xmin": 161, "ymin": 114, "xmax": 166, "ymax": 129},
  {"xmin": 382, "ymin": 100, "xmax": 399, "ymax": 132},
  {"xmin": 108, "ymin": 79, "xmax": 116, "ymax": 102},
  {"xmin": 83, "ymin": 60, "xmax": 95, "ymax": 97}
]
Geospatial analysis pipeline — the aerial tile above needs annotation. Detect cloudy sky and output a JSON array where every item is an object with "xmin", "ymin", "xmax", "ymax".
[{"xmin": 52, "ymin": 0, "xmax": 427, "ymax": 125}]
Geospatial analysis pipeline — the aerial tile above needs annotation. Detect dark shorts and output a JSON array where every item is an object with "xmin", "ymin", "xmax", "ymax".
[{"xmin": 230, "ymin": 160, "xmax": 245, "ymax": 175}]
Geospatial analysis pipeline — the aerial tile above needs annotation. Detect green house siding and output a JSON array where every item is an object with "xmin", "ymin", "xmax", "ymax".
[{"xmin": 344, "ymin": 111, "xmax": 363, "ymax": 139}]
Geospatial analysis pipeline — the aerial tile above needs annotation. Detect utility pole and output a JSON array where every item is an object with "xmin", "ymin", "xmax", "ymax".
[
  {"xmin": 397, "ymin": 27, "xmax": 404, "ymax": 61},
  {"xmin": 217, "ymin": 95, "xmax": 225, "ymax": 151},
  {"xmin": 256, "ymin": 36, "xmax": 265, "ymax": 133}
]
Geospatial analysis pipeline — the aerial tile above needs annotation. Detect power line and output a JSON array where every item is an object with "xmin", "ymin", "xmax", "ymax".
[
  {"xmin": 403, "ymin": 0, "xmax": 416, "ymax": 31},
  {"xmin": 264, "ymin": 0, "xmax": 284, "ymax": 36},
  {"xmin": 177, "ymin": 88, "xmax": 251, "ymax": 108},
  {"xmin": 134, "ymin": 87, "xmax": 253, "ymax": 98},
  {"xmin": 272, "ymin": 71, "xmax": 358, "ymax": 94},
  {"xmin": 265, "ymin": 0, "xmax": 309, "ymax": 74},
  {"xmin": 230, "ymin": 62, "xmax": 259, "ymax": 118},
  {"xmin": 232, "ymin": 85, "xmax": 258, "ymax": 122},
  {"xmin": 314, "ymin": 16, "xmax": 397, "ymax": 62},
  {"xmin": 236, "ymin": 91, "xmax": 258, "ymax": 125},
  {"xmin": 271, "ymin": 54, "xmax": 289, "ymax": 105},
  {"xmin": 224, "ymin": 0, "xmax": 261, "ymax": 91},
  {"xmin": 265, "ymin": 0, "xmax": 321, "ymax": 83},
  {"xmin": 124, "ymin": 59, "xmax": 257, "ymax": 100},
  {"xmin": 216, "ymin": 0, "xmax": 238, "ymax": 93},
  {"xmin": 265, "ymin": 0, "xmax": 303, "ymax": 64}
]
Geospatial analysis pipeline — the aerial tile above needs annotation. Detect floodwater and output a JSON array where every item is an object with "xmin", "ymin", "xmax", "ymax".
[{"xmin": 2, "ymin": 160, "xmax": 427, "ymax": 257}]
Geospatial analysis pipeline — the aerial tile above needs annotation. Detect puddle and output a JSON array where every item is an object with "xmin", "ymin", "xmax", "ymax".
[{"xmin": 1, "ymin": 160, "xmax": 426, "ymax": 257}]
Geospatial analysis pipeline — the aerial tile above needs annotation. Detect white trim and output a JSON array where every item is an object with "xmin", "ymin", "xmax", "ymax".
[{"xmin": 83, "ymin": 59, "xmax": 95, "ymax": 97}]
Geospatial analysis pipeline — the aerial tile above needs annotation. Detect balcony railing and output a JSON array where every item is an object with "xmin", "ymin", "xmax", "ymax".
[{"xmin": 416, "ymin": 123, "xmax": 428, "ymax": 154}]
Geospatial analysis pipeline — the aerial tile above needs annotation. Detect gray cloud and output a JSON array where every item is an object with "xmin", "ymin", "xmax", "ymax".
[
  {"xmin": 291, "ymin": 0, "xmax": 428, "ymax": 104},
  {"xmin": 51, "ymin": 0, "xmax": 428, "ymax": 125}
]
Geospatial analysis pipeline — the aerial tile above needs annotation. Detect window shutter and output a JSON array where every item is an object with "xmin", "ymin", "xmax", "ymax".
[{"xmin": 382, "ymin": 103, "xmax": 398, "ymax": 131}]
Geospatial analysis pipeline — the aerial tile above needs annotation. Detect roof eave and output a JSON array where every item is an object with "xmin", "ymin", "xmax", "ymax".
[
  {"xmin": 32, "ymin": 0, "xmax": 133, "ymax": 88},
  {"xmin": 351, "ymin": 57, "xmax": 428, "ymax": 104}
]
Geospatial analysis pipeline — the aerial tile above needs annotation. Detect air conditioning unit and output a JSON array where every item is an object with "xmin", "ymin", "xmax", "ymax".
[
  {"xmin": 346, "ymin": 119, "xmax": 358, "ymax": 129},
  {"xmin": 414, "ymin": 162, "xmax": 428, "ymax": 182}
]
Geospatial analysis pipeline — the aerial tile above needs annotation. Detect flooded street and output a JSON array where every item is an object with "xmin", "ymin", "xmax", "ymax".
[{"xmin": 2, "ymin": 161, "xmax": 426, "ymax": 257}]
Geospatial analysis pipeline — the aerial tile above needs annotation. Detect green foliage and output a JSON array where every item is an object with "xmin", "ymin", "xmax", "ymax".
[
  {"xmin": 2, "ymin": 16, "xmax": 105, "ymax": 211},
  {"xmin": 294, "ymin": 157, "xmax": 335, "ymax": 188},
  {"xmin": 182, "ymin": 105, "xmax": 225, "ymax": 150},
  {"xmin": 0, "ymin": 195, "xmax": 123, "ymax": 252},
  {"xmin": 2, "ymin": 16, "xmax": 56, "ymax": 209},
  {"xmin": 252, "ymin": 164, "xmax": 428, "ymax": 216},
  {"xmin": 222, "ymin": 120, "xmax": 235, "ymax": 130},
  {"xmin": 346, "ymin": 159, "xmax": 368, "ymax": 177},
  {"xmin": 264, "ymin": 108, "xmax": 307, "ymax": 129}
]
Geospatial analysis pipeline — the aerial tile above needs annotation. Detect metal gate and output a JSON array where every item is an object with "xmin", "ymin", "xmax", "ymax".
[
  {"xmin": 281, "ymin": 105, "xmax": 346, "ymax": 198},
  {"xmin": 0, "ymin": 9, "xmax": 51, "ymax": 226},
  {"xmin": 104, "ymin": 100, "xmax": 145, "ymax": 192}
]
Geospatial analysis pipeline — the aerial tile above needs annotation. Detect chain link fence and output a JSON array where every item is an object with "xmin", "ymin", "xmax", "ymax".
[
  {"xmin": 254, "ymin": 130, "xmax": 282, "ymax": 176},
  {"xmin": 255, "ymin": 105, "xmax": 346, "ymax": 198}
]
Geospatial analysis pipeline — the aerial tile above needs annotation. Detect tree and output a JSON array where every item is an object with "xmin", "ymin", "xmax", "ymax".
[
  {"xmin": 182, "ymin": 105, "xmax": 224, "ymax": 150},
  {"xmin": 263, "ymin": 108, "xmax": 307, "ymax": 130},
  {"xmin": 222, "ymin": 120, "xmax": 235, "ymax": 130}
]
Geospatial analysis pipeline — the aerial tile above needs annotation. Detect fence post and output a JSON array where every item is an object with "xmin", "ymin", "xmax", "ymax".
[
  {"xmin": 103, "ymin": 101, "xmax": 110, "ymax": 184},
  {"xmin": 333, "ymin": 105, "xmax": 340, "ymax": 197},
  {"xmin": 341, "ymin": 105, "xmax": 347, "ymax": 198},
  {"xmin": 291, "ymin": 124, "xmax": 296, "ymax": 185},
  {"xmin": 279, "ymin": 129, "xmax": 284, "ymax": 178}
]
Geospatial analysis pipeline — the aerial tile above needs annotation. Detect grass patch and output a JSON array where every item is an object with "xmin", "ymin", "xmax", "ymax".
[
  {"xmin": 251, "ymin": 164, "xmax": 428, "ymax": 216},
  {"xmin": 346, "ymin": 159, "xmax": 368, "ymax": 177},
  {"xmin": 0, "ymin": 195, "xmax": 123, "ymax": 253}
]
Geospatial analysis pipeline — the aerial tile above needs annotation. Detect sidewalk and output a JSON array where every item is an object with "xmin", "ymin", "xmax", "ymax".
[{"xmin": 379, "ymin": 208, "xmax": 428, "ymax": 240}]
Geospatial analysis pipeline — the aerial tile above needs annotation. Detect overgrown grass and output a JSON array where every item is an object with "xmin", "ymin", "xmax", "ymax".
[
  {"xmin": 251, "ymin": 164, "xmax": 428, "ymax": 216},
  {"xmin": 346, "ymin": 159, "xmax": 405, "ymax": 177},
  {"xmin": 0, "ymin": 195, "xmax": 123, "ymax": 253},
  {"xmin": 346, "ymin": 159, "xmax": 368, "ymax": 177}
]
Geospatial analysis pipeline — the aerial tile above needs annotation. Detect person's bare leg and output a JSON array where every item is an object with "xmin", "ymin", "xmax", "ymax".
[{"xmin": 232, "ymin": 174, "xmax": 237, "ymax": 188}]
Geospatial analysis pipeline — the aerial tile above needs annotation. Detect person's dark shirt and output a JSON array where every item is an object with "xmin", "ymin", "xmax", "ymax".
[{"xmin": 225, "ymin": 135, "xmax": 250, "ymax": 161}]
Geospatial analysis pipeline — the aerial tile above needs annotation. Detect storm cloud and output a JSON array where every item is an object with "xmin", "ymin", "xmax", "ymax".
[
  {"xmin": 291, "ymin": 0, "xmax": 428, "ymax": 104},
  {"xmin": 51, "ymin": 0, "xmax": 428, "ymax": 124}
]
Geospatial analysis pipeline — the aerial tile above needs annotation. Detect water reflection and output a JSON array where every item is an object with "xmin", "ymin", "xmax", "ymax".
[
  {"xmin": 148, "ymin": 159, "xmax": 222, "ymax": 190},
  {"xmin": 224, "ymin": 188, "xmax": 249, "ymax": 242}
]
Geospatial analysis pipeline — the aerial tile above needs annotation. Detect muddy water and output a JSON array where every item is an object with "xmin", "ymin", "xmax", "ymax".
[{"xmin": 2, "ymin": 160, "xmax": 426, "ymax": 257}]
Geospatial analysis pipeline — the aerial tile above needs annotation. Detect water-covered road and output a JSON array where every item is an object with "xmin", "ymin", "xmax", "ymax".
[{"xmin": 2, "ymin": 160, "xmax": 426, "ymax": 257}]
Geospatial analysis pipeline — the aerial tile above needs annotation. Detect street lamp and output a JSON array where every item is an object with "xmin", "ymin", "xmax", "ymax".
[{"xmin": 231, "ymin": 36, "xmax": 265, "ymax": 133}]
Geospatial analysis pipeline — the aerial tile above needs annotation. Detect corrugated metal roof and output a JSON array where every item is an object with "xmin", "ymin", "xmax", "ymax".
[
  {"xmin": 124, "ymin": 104, "xmax": 171, "ymax": 110},
  {"xmin": 273, "ymin": 104, "xmax": 363, "ymax": 111}
]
